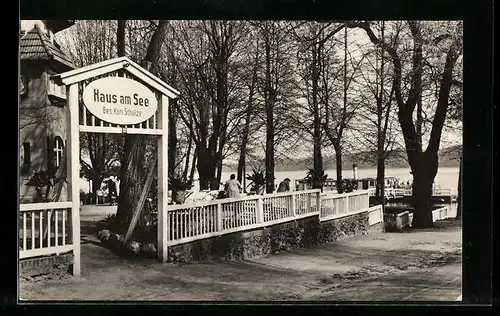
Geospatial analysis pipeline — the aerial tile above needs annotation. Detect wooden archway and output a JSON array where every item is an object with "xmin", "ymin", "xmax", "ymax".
[{"xmin": 54, "ymin": 57, "xmax": 179, "ymax": 275}]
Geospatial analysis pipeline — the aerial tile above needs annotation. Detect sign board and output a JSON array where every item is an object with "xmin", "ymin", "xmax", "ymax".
[{"xmin": 82, "ymin": 77, "xmax": 158, "ymax": 125}]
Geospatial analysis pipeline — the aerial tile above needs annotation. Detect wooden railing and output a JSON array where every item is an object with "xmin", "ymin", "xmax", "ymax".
[
  {"xmin": 162, "ymin": 190, "xmax": 321, "ymax": 247},
  {"xmin": 367, "ymin": 205, "xmax": 384, "ymax": 226},
  {"xmin": 158, "ymin": 189, "xmax": 378, "ymax": 259},
  {"xmin": 319, "ymin": 190, "xmax": 370, "ymax": 221},
  {"xmin": 432, "ymin": 205, "xmax": 450, "ymax": 222},
  {"xmin": 19, "ymin": 202, "xmax": 75, "ymax": 259},
  {"xmin": 368, "ymin": 187, "xmax": 456, "ymax": 198}
]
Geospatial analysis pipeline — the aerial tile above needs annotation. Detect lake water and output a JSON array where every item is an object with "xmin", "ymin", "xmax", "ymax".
[
  {"xmin": 79, "ymin": 167, "xmax": 460, "ymax": 193},
  {"xmin": 215, "ymin": 167, "xmax": 459, "ymax": 192}
]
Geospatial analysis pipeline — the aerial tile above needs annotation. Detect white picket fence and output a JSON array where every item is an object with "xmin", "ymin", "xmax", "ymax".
[
  {"xmin": 159, "ymin": 189, "xmax": 378, "ymax": 251},
  {"xmin": 19, "ymin": 202, "xmax": 75, "ymax": 259}
]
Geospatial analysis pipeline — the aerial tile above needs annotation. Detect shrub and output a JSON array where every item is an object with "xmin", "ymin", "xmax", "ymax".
[
  {"xmin": 168, "ymin": 172, "xmax": 194, "ymax": 191},
  {"xmin": 246, "ymin": 167, "xmax": 267, "ymax": 193},
  {"xmin": 305, "ymin": 168, "xmax": 328, "ymax": 189}
]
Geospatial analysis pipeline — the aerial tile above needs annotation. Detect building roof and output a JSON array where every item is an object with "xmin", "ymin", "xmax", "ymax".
[{"xmin": 20, "ymin": 24, "xmax": 75, "ymax": 69}]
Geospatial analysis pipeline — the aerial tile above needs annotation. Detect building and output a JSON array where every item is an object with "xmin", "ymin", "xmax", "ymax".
[
  {"xmin": 357, "ymin": 176, "xmax": 401, "ymax": 190},
  {"xmin": 19, "ymin": 20, "xmax": 75, "ymax": 203}
]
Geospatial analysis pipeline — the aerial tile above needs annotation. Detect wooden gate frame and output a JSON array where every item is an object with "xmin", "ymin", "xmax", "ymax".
[{"xmin": 55, "ymin": 57, "xmax": 180, "ymax": 276}]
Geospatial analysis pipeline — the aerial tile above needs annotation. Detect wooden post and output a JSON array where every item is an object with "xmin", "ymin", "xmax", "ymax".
[
  {"xmin": 217, "ymin": 202, "xmax": 223, "ymax": 231},
  {"xmin": 157, "ymin": 95, "xmax": 169, "ymax": 262},
  {"xmin": 291, "ymin": 192, "xmax": 296, "ymax": 218},
  {"xmin": 256, "ymin": 198, "xmax": 263, "ymax": 223},
  {"xmin": 344, "ymin": 195, "xmax": 349, "ymax": 214},
  {"xmin": 316, "ymin": 191, "xmax": 321, "ymax": 214},
  {"xmin": 67, "ymin": 83, "xmax": 80, "ymax": 276}
]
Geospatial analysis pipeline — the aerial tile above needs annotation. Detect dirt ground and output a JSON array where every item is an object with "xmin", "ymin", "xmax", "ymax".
[{"xmin": 19, "ymin": 205, "xmax": 462, "ymax": 301}]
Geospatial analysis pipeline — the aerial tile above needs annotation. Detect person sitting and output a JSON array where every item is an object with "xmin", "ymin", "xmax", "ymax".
[{"xmin": 277, "ymin": 178, "xmax": 291, "ymax": 192}]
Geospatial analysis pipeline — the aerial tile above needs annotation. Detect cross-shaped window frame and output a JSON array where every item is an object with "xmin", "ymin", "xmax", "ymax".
[{"xmin": 53, "ymin": 136, "xmax": 64, "ymax": 167}]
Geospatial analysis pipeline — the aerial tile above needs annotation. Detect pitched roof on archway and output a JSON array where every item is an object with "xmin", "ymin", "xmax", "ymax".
[{"xmin": 53, "ymin": 56, "xmax": 180, "ymax": 99}]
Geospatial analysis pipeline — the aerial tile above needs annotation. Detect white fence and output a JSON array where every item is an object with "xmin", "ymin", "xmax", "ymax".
[
  {"xmin": 367, "ymin": 205, "xmax": 384, "ymax": 226},
  {"xmin": 432, "ymin": 205, "xmax": 451, "ymax": 222},
  {"xmin": 320, "ymin": 190, "xmax": 370, "ymax": 221},
  {"xmin": 388, "ymin": 205, "xmax": 453, "ymax": 229},
  {"xmin": 368, "ymin": 187, "xmax": 457, "ymax": 198},
  {"xmin": 163, "ymin": 190, "xmax": 323, "ymax": 247},
  {"xmin": 160, "ymin": 189, "xmax": 378, "ymax": 252},
  {"xmin": 19, "ymin": 202, "xmax": 75, "ymax": 259}
]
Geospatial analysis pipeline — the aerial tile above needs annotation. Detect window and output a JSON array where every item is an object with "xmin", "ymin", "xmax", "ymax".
[
  {"xmin": 53, "ymin": 136, "xmax": 64, "ymax": 167},
  {"xmin": 22, "ymin": 142, "xmax": 30, "ymax": 173}
]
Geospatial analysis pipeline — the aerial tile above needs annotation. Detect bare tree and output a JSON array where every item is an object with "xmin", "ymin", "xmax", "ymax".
[
  {"xmin": 252, "ymin": 21, "xmax": 299, "ymax": 193},
  {"xmin": 171, "ymin": 21, "xmax": 246, "ymax": 190},
  {"xmin": 322, "ymin": 26, "xmax": 365, "ymax": 193},
  {"xmin": 236, "ymin": 30, "xmax": 262, "ymax": 186},
  {"xmin": 294, "ymin": 22, "xmax": 329, "ymax": 184},
  {"xmin": 349, "ymin": 20, "xmax": 463, "ymax": 227},
  {"xmin": 354, "ymin": 21, "xmax": 399, "ymax": 206}
]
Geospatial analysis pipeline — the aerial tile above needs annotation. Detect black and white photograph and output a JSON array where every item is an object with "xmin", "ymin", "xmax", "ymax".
[{"xmin": 18, "ymin": 18, "xmax": 470, "ymax": 302}]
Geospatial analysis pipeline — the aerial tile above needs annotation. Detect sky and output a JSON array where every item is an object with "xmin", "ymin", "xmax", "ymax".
[{"xmin": 20, "ymin": 20, "xmax": 43, "ymax": 32}]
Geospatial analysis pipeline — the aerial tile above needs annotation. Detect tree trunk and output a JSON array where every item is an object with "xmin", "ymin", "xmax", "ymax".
[
  {"xmin": 168, "ymin": 99, "xmax": 178, "ymax": 176},
  {"xmin": 376, "ymin": 153, "xmax": 386, "ymax": 209},
  {"xmin": 410, "ymin": 154, "xmax": 438, "ymax": 228},
  {"xmin": 182, "ymin": 130, "xmax": 193, "ymax": 182},
  {"xmin": 456, "ymin": 154, "xmax": 462, "ymax": 219},
  {"xmin": 237, "ymin": 109, "xmax": 251, "ymax": 184},
  {"xmin": 189, "ymin": 150, "xmax": 197, "ymax": 183},
  {"xmin": 312, "ymin": 45, "xmax": 323, "ymax": 176},
  {"xmin": 265, "ymin": 127, "xmax": 275, "ymax": 194},
  {"xmin": 264, "ymin": 32, "xmax": 275, "ymax": 194},
  {"xmin": 116, "ymin": 135, "xmax": 146, "ymax": 231},
  {"xmin": 197, "ymin": 147, "xmax": 218, "ymax": 191},
  {"xmin": 216, "ymin": 157, "xmax": 223, "ymax": 187},
  {"xmin": 117, "ymin": 20, "xmax": 126, "ymax": 57},
  {"xmin": 334, "ymin": 143, "xmax": 343, "ymax": 193}
]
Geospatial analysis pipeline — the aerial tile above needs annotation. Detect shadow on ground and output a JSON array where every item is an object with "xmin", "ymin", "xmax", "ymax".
[{"xmin": 20, "ymin": 217, "xmax": 462, "ymax": 301}]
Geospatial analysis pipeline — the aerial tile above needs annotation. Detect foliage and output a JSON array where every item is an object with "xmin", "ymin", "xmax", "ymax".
[
  {"xmin": 340, "ymin": 178, "xmax": 358, "ymax": 193},
  {"xmin": 246, "ymin": 167, "xmax": 267, "ymax": 192},
  {"xmin": 25, "ymin": 168, "xmax": 65, "ymax": 202},
  {"xmin": 304, "ymin": 168, "xmax": 328, "ymax": 189},
  {"xmin": 168, "ymin": 172, "xmax": 194, "ymax": 191}
]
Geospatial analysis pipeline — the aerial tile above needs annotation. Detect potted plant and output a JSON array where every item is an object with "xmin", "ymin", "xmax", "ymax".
[
  {"xmin": 168, "ymin": 173, "xmax": 193, "ymax": 204},
  {"xmin": 246, "ymin": 167, "xmax": 266, "ymax": 195},
  {"xmin": 305, "ymin": 168, "xmax": 328, "ymax": 191}
]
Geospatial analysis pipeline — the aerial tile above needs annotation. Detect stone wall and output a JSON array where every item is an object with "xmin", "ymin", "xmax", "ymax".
[
  {"xmin": 20, "ymin": 253, "xmax": 73, "ymax": 277},
  {"xmin": 167, "ymin": 211, "xmax": 383, "ymax": 263}
]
